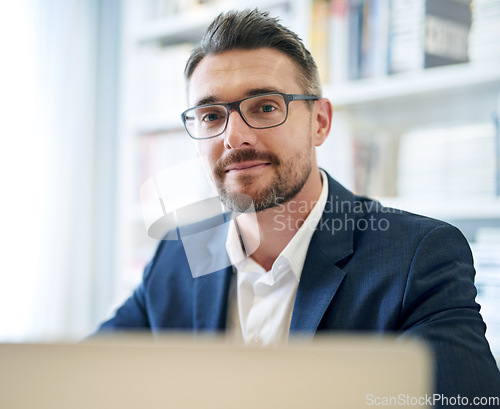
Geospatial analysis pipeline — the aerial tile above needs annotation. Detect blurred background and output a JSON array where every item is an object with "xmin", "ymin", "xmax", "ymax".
[{"xmin": 0, "ymin": 0, "xmax": 499, "ymax": 362}]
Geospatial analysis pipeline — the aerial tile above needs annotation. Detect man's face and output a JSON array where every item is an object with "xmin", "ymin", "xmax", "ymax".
[{"xmin": 188, "ymin": 48, "xmax": 318, "ymax": 212}]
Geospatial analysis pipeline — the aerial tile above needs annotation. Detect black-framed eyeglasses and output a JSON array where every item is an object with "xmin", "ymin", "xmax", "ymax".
[{"xmin": 180, "ymin": 92, "xmax": 319, "ymax": 140}]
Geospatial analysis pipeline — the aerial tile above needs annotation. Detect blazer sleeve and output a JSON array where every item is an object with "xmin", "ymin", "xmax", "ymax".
[
  {"xmin": 398, "ymin": 224, "xmax": 500, "ymax": 403},
  {"xmin": 96, "ymin": 237, "xmax": 173, "ymax": 331}
]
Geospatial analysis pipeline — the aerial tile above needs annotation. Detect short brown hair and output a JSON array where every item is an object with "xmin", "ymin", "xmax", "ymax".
[{"xmin": 184, "ymin": 9, "xmax": 322, "ymax": 97}]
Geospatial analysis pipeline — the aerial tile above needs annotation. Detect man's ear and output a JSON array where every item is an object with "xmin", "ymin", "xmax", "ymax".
[{"xmin": 312, "ymin": 98, "xmax": 333, "ymax": 147}]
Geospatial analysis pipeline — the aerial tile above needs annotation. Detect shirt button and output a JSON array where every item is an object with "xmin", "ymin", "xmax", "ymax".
[{"xmin": 250, "ymin": 336, "xmax": 263, "ymax": 347}]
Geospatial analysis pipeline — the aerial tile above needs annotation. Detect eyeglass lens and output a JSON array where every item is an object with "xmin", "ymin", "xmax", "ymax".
[{"xmin": 184, "ymin": 94, "xmax": 287, "ymax": 139}]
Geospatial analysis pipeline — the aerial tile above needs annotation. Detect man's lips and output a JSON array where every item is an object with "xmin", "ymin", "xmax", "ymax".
[
  {"xmin": 214, "ymin": 150, "xmax": 280, "ymax": 179},
  {"xmin": 224, "ymin": 161, "xmax": 271, "ymax": 172}
]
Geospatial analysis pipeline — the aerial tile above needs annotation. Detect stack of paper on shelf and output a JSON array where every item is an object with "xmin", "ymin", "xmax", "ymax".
[
  {"xmin": 469, "ymin": 0, "xmax": 500, "ymax": 62},
  {"xmin": 397, "ymin": 122, "xmax": 497, "ymax": 198},
  {"xmin": 388, "ymin": 0, "xmax": 426, "ymax": 73}
]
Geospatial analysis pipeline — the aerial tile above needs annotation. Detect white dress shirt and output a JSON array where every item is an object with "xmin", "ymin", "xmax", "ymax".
[{"xmin": 225, "ymin": 170, "xmax": 329, "ymax": 346}]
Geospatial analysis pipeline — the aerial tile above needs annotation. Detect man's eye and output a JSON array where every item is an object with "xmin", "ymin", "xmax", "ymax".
[
  {"xmin": 259, "ymin": 104, "xmax": 276, "ymax": 113},
  {"xmin": 202, "ymin": 112, "xmax": 222, "ymax": 122}
]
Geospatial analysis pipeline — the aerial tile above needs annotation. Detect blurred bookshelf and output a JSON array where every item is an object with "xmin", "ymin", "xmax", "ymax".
[
  {"xmin": 116, "ymin": 0, "xmax": 500, "ymax": 356},
  {"xmin": 328, "ymin": 62, "xmax": 500, "ymax": 106}
]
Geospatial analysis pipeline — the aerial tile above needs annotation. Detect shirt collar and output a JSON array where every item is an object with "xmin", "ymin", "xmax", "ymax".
[
  {"xmin": 225, "ymin": 170, "xmax": 329, "ymax": 280},
  {"xmin": 277, "ymin": 169, "xmax": 328, "ymax": 280}
]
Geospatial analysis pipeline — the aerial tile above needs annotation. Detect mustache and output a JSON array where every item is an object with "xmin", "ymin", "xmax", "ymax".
[{"xmin": 214, "ymin": 149, "xmax": 280, "ymax": 178}]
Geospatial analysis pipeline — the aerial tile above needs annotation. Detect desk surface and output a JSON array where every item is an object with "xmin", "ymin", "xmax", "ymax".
[{"xmin": 0, "ymin": 335, "xmax": 432, "ymax": 409}]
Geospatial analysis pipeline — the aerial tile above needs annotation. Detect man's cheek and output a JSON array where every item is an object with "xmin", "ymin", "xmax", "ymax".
[{"xmin": 198, "ymin": 139, "xmax": 221, "ymax": 159}]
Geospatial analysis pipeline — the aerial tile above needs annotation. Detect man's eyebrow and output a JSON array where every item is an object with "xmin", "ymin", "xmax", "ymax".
[
  {"xmin": 245, "ymin": 87, "xmax": 283, "ymax": 97},
  {"xmin": 195, "ymin": 95, "xmax": 222, "ymax": 107},
  {"xmin": 194, "ymin": 87, "xmax": 285, "ymax": 107}
]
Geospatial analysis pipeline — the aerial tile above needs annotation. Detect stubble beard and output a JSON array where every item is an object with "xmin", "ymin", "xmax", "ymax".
[{"xmin": 213, "ymin": 143, "xmax": 313, "ymax": 213}]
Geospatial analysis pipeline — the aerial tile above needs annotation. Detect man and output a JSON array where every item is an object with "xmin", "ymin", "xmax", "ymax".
[{"xmin": 100, "ymin": 9, "xmax": 500, "ymax": 403}]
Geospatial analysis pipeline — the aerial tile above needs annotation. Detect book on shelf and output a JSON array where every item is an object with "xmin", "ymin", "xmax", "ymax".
[
  {"xmin": 347, "ymin": 0, "xmax": 363, "ymax": 80},
  {"xmin": 360, "ymin": 0, "xmax": 390, "ymax": 79},
  {"xmin": 311, "ymin": 0, "xmax": 332, "ymax": 84},
  {"xmin": 389, "ymin": 0, "xmax": 472, "ymax": 73},
  {"xmin": 329, "ymin": 0, "xmax": 350, "ymax": 83}
]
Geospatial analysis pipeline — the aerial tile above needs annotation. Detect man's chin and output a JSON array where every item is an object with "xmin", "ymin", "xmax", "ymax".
[
  {"xmin": 220, "ymin": 192, "xmax": 254, "ymax": 213},
  {"xmin": 218, "ymin": 187, "xmax": 280, "ymax": 213}
]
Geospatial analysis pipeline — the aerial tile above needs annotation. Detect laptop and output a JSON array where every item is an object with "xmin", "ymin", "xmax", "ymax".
[{"xmin": 0, "ymin": 334, "xmax": 432, "ymax": 409}]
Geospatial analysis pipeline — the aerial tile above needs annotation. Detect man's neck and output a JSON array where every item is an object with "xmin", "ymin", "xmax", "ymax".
[{"xmin": 236, "ymin": 169, "xmax": 323, "ymax": 271}]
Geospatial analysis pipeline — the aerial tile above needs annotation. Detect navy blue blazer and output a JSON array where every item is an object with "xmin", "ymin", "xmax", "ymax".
[{"xmin": 100, "ymin": 173, "xmax": 500, "ymax": 402}]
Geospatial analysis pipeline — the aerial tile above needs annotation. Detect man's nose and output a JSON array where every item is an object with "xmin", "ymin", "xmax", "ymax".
[{"xmin": 223, "ymin": 110, "xmax": 257, "ymax": 150}]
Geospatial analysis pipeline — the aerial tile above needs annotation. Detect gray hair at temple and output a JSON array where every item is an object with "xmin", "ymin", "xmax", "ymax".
[{"xmin": 184, "ymin": 8, "xmax": 322, "ymax": 98}]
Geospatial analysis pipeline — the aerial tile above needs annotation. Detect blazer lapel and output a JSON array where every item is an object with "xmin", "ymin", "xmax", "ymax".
[
  {"xmin": 290, "ymin": 248, "xmax": 346, "ymax": 334},
  {"xmin": 193, "ymin": 266, "xmax": 232, "ymax": 331},
  {"xmin": 290, "ymin": 175, "xmax": 355, "ymax": 335},
  {"xmin": 188, "ymin": 214, "xmax": 233, "ymax": 331}
]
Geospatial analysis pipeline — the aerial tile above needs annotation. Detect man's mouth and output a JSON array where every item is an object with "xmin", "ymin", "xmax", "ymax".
[
  {"xmin": 214, "ymin": 149, "xmax": 280, "ymax": 180},
  {"xmin": 225, "ymin": 161, "xmax": 271, "ymax": 173}
]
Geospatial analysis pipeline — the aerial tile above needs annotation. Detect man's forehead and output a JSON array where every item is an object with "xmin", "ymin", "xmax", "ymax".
[{"xmin": 187, "ymin": 48, "xmax": 302, "ymax": 105}]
